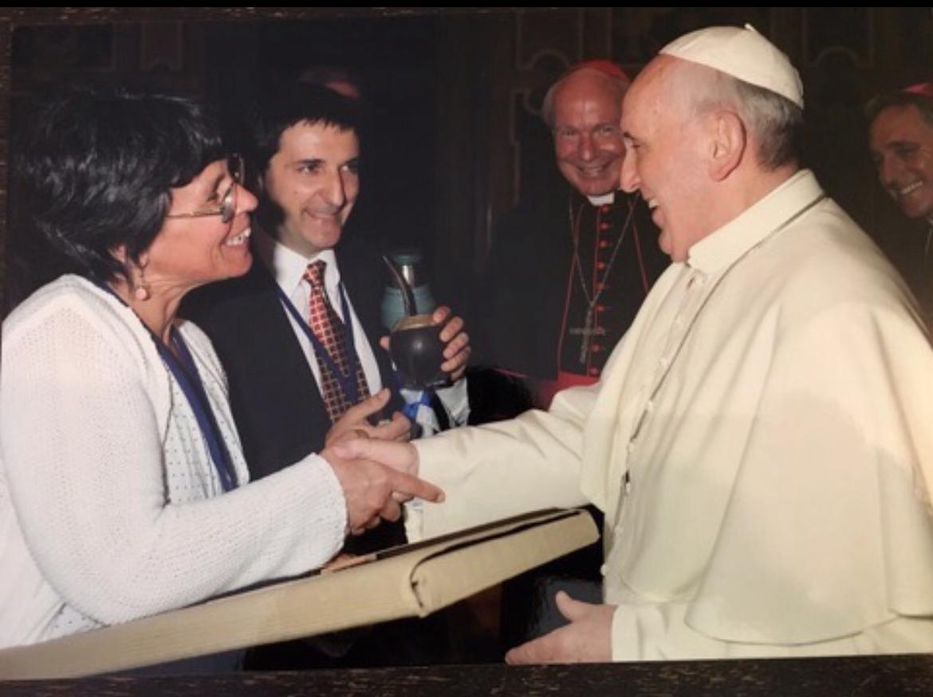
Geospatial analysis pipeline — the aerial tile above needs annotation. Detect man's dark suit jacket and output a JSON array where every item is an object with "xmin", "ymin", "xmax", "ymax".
[
  {"xmin": 182, "ymin": 239, "xmax": 459, "ymax": 668},
  {"xmin": 182, "ymin": 238, "xmax": 400, "ymax": 483}
]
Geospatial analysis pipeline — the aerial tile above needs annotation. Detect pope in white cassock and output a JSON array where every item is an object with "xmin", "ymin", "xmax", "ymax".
[{"xmin": 340, "ymin": 24, "xmax": 933, "ymax": 662}]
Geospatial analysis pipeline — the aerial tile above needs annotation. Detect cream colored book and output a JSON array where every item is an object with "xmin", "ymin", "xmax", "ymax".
[{"xmin": 0, "ymin": 507, "xmax": 598, "ymax": 679}]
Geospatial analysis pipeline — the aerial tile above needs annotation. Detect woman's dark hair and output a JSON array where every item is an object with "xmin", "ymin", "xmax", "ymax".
[{"xmin": 12, "ymin": 88, "xmax": 225, "ymax": 287}]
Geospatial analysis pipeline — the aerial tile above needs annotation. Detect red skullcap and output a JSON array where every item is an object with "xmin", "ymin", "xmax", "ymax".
[
  {"xmin": 904, "ymin": 82, "xmax": 933, "ymax": 100},
  {"xmin": 568, "ymin": 60, "xmax": 630, "ymax": 84}
]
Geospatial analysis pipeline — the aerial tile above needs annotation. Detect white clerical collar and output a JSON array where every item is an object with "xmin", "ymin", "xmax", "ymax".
[
  {"xmin": 687, "ymin": 169, "xmax": 824, "ymax": 274},
  {"xmin": 587, "ymin": 191, "xmax": 616, "ymax": 206},
  {"xmin": 256, "ymin": 228, "xmax": 341, "ymax": 295}
]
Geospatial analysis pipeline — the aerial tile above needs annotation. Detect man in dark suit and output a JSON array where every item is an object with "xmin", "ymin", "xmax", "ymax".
[
  {"xmin": 185, "ymin": 86, "xmax": 470, "ymax": 487},
  {"xmin": 183, "ymin": 86, "xmax": 472, "ymax": 667}
]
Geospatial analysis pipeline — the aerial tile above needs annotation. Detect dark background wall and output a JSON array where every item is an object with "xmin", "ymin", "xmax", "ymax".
[{"xmin": 2, "ymin": 8, "xmax": 932, "ymax": 320}]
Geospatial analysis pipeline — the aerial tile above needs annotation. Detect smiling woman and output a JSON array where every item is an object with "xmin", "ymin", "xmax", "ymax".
[
  {"xmin": 11, "ymin": 90, "xmax": 258, "ymax": 342},
  {"xmin": 0, "ymin": 87, "xmax": 442, "ymax": 659},
  {"xmin": 145, "ymin": 153, "xmax": 257, "ymax": 310}
]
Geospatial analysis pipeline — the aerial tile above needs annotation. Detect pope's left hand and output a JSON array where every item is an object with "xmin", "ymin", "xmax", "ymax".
[{"xmin": 504, "ymin": 591, "xmax": 614, "ymax": 664}]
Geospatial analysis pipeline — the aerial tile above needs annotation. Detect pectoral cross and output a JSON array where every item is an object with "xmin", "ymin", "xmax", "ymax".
[{"xmin": 568, "ymin": 306, "xmax": 605, "ymax": 364}]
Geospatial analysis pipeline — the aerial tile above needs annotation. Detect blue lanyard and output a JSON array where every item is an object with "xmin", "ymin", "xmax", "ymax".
[
  {"xmin": 99, "ymin": 283, "xmax": 238, "ymax": 492},
  {"xmin": 155, "ymin": 330, "xmax": 238, "ymax": 492},
  {"xmin": 274, "ymin": 280, "xmax": 363, "ymax": 406}
]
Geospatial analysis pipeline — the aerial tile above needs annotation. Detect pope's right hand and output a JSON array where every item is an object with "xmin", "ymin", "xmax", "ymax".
[{"xmin": 322, "ymin": 437, "xmax": 439, "ymax": 536}]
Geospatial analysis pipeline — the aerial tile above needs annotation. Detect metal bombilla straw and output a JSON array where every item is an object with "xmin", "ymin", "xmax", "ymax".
[{"xmin": 382, "ymin": 254, "xmax": 417, "ymax": 319}]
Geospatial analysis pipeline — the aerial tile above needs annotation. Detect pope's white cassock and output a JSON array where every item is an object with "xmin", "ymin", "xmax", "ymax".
[{"xmin": 407, "ymin": 170, "xmax": 933, "ymax": 660}]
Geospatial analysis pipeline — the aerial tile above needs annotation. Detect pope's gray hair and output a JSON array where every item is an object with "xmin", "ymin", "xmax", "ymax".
[{"xmin": 691, "ymin": 68, "xmax": 803, "ymax": 170}]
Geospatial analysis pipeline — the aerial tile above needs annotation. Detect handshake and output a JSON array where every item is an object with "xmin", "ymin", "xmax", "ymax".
[{"xmin": 321, "ymin": 388, "xmax": 442, "ymax": 536}]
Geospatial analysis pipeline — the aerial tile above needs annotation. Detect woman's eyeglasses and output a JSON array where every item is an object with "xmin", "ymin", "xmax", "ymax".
[{"xmin": 166, "ymin": 154, "xmax": 245, "ymax": 225}]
